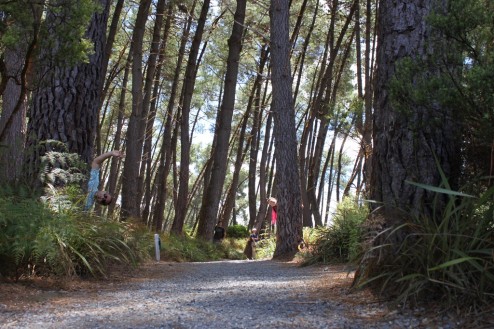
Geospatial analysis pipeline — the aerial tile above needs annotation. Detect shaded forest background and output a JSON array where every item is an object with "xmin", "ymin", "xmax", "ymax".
[
  {"xmin": 0, "ymin": 0, "xmax": 493, "ymax": 306},
  {"xmin": 1, "ymin": 0, "xmax": 375, "ymax": 245}
]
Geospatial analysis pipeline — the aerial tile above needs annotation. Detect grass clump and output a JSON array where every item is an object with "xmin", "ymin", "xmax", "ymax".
[{"xmin": 353, "ymin": 182, "xmax": 494, "ymax": 310}]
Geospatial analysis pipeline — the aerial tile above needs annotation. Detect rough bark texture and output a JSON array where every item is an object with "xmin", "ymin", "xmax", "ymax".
[
  {"xmin": 270, "ymin": 0, "xmax": 303, "ymax": 259},
  {"xmin": 0, "ymin": 48, "xmax": 28, "ymax": 184},
  {"xmin": 25, "ymin": 0, "xmax": 110, "ymax": 180},
  {"xmin": 370, "ymin": 0, "xmax": 460, "ymax": 217},
  {"xmin": 154, "ymin": 3, "xmax": 189, "ymax": 232}
]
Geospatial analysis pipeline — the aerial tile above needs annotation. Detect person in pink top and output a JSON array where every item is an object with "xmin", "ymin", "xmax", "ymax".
[{"xmin": 268, "ymin": 197, "xmax": 277, "ymax": 225}]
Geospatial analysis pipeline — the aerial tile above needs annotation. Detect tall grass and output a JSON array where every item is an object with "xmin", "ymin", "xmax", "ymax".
[{"xmin": 353, "ymin": 182, "xmax": 494, "ymax": 308}]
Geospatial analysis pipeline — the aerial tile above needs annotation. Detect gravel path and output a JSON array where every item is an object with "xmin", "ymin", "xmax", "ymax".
[{"xmin": 0, "ymin": 260, "xmax": 465, "ymax": 329}]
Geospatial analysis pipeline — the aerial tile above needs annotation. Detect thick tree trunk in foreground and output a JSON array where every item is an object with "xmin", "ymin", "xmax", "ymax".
[
  {"xmin": 370, "ymin": 0, "xmax": 460, "ymax": 218},
  {"xmin": 25, "ymin": 0, "xmax": 110, "ymax": 181}
]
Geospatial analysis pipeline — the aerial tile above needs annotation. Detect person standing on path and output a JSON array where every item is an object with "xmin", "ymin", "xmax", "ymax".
[
  {"xmin": 268, "ymin": 197, "xmax": 278, "ymax": 234},
  {"xmin": 84, "ymin": 150, "xmax": 124, "ymax": 211},
  {"xmin": 244, "ymin": 227, "xmax": 259, "ymax": 260},
  {"xmin": 213, "ymin": 221, "xmax": 226, "ymax": 243}
]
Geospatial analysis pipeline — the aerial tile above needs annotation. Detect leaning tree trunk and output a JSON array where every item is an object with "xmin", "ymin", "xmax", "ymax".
[
  {"xmin": 270, "ymin": 0, "xmax": 303, "ymax": 260},
  {"xmin": 197, "ymin": 0, "xmax": 249, "ymax": 240}
]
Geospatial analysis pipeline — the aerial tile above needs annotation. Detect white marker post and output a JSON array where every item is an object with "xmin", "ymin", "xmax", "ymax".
[{"xmin": 154, "ymin": 233, "xmax": 161, "ymax": 262}]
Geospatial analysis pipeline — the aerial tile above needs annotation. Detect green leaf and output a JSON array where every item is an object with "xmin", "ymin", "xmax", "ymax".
[
  {"xmin": 405, "ymin": 180, "xmax": 476, "ymax": 198},
  {"xmin": 428, "ymin": 257, "xmax": 482, "ymax": 271}
]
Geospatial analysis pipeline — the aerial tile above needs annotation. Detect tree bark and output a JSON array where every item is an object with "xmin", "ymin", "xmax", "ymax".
[
  {"xmin": 120, "ymin": 0, "xmax": 152, "ymax": 220},
  {"xmin": 0, "ymin": 47, "xmax": 30, "ymax": 184},
  {"xmin": 153, "ymin": 2, "xmax": 191, "ymax": 232},
  {"xmin": 25, "ymin": 0, "xmax": 110, "ymax": 181},
  {"xmin": 197, "ymin": 0, "xmax": 247, "ymax": 241},
  {"xmin": 270, "ymin": 0, "xmax": 303, "ymax": 259},
  {"xmin": 141, "ymin": 0, "xmax": 169, "ymax": 224},
  {"xmin": 370, "ymin": 0, "xmax": 460, "ymax": 218},
  {"xmin": 171, "ymin": 0, "xmax": 211, "ymax": 235}
]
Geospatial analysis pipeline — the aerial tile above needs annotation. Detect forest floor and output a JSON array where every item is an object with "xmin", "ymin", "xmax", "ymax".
[{"xmin": 0, "ymin": 260, "xmax": 491, "ymax": 328}]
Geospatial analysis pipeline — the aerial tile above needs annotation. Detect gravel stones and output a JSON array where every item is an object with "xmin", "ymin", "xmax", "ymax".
[{"xmin": 0, "ymin": 260, "xmax": 463, "ymax": 329}]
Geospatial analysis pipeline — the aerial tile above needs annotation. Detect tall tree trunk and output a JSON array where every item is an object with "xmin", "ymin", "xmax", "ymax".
[
  {"xmin": 0, "ymin": 1, "xmax": 42, "ymax": 171},
  {"xmin": 252, "ymin": 48, "xmax": 272, "ymax": 229},
  {"xmin": 153, "ymin": 2, "xmax": 191, "ymax": 232},
  {"xmin": 294, "ymin": 0, "xmax": 319, "ymax": 227},
  {"xmin": 120, "ymin": 0, "xmax": 152, "ymax": 220},
  {"xmin": 304, "ymin": 0, "xmax": 357, "ymax": 227},
  {"xmin": 0, "ymin": 47, "xmax": 31, "ymax": 184},
  {"xmin": 197, "ymin": 0, "xmax": 247, "ymax": 241},
  {"xmin": 106, "ymin": 51, "xmax": 131, "ymax": 215},
  {"xmin": 247, "ymin": 55, "xmax": 264, "ymax": 226},
  {"xmin": 95, "ymin": 0, "xmax": 126, "ymax": 157},
  {"xmin": 171, "ymin": 0, "xmax": 211, "ymax": 235},
  {"xmin": 361, "ymin": 0, "xmax": 377, "ymax": 197},
  {"xmin": 141, "ymin": 0, "xmax": 169, "ymax": 224},
  {"xmin": 219, "ymin": 111, "xmax": 250, "ymax": 227},
  {"xmin": 270, "ymin": 0, "xmax": 303, "ymax": 259}
]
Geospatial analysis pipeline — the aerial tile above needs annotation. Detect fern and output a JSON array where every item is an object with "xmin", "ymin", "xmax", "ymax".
[{"xmin": 0, "ymin": 187, "xmax": 151, "ymax": 279}]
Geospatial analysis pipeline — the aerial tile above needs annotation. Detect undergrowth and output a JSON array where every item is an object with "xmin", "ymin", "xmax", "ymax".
[
  {"xmin": 353, "ymin": 180, "xmax": 494, "ymax": 310},
  {"xmin": 301, "ymin": 197, "xmax": 368, "ymax": 266},
  {"xmin": 0, "ymin": 186, "xmax": 152, "ymax": 280},
  {"xmin": 159, "ymin": 234, "xmax": 245, "ymax": 262}
]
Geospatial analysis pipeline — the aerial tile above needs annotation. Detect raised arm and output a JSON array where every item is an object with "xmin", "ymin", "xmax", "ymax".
[{"xmin": 91, "ymin": 150, "xmax": 124, "ymax": 169}]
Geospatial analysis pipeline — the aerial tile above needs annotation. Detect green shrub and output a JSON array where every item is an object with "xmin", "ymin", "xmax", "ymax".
[
  {"xmin": 159, "ymin": 233, "xmax": 245, "ymax": 262},
  {"xmin": 34, "ymin": 213, "xmax": 152, "ymax": 277},
  {"xmin": 226, "ymin": 224, "xmax": 249, "ymax": 238},
  {"xmin": 0, "ymin": 188, "xmax": 151, "ymax": 279},
  {"xmin": 302, "ymin": 197, "xmax": 368, "ymax": 265},
  {"xmin": 0, "ymin": 191, "xmax": 54, "ymax": 278},
  {"xmin": 255, "ymin": 235, "xmax": 276, "ymax": 259}
]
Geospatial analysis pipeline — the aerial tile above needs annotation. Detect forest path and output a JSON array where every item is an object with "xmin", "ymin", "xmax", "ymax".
[{"xmin": 0, "ymin": 260, "xmax": 462, "ymax": 328}]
